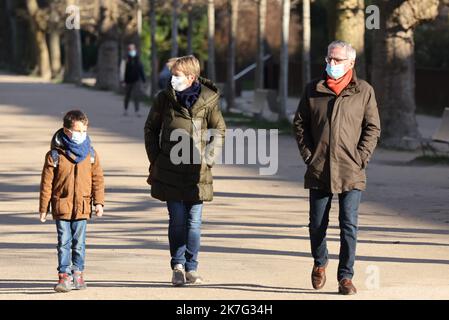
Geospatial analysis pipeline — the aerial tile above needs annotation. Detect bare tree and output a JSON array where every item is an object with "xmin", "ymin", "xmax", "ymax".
[
  {"xmin": 335, "ymin": 0, "xmax": 366, "ymax": 78},
  {"xmin": 187, "ymin": 0, "xmax": 194, "ymax": 55},
  {"xmin": 302, "ymin": 0, "xmax": 311, "ymax": 86},
  {"xmin": 96, "ymin": 0, "xmax": 120, "ymax": 91},
  {"xmin": 48, "ymin": 1, "xmax": 63, "ymax": 78},
  {"xmin": 171, "ymin": 0, "xmax": 179, "ymax": 57},
  {"xmin": 372, "ymin": 0, "xmax": 440, "ymax": 149},
  {"xmin": 25, "ymin": 0, "xmax": 52, "ymax": 80},
  {"xmin": 150, "ymin": 0, "xmax": 159, "ymax": 99},
  {"xmin": 207, "ymin": 0, "xmax": 216, "ymax": 81},
  {"xmin": 226, "ymin": 0, "xmax": 239, "ymax": 111},
  {"xmin": 5, "ymin": 0, "xmax": 18, "ymax": 66},
  {"xmin": 278, "ymin": 0, "xmax": 291, "ymax": 121},
  {"xmin": 255, "ymin": 0, "xmax": 267, "ymax": 90}
]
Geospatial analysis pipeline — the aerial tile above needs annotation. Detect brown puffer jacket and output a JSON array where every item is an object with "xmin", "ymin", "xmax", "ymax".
[
  {"xmin": 39, "ymin": 129, "xmax": 105, "ymax": 220},
  {"xmin": 293, "ymin": 70, "xmax": 381, "ymax": 194},
  {"xmin": 144, "ymin": 77, "xmax": 226, "ymax": 202}
]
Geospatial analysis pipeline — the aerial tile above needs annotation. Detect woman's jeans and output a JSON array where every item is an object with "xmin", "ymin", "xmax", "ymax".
[
  {"xmin": 308, "ymin": 188, "xmax": 362, "ymax": 281},
  {"xmin": 55, "ymin": 219, "xmax": 87, "ymax": 275},
  {"xmin": 167, "ymin": 201, "xmax": 203, "ymax": 272}
]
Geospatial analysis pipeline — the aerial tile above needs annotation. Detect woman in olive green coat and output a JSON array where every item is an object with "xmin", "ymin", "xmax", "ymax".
[{"xmin": 144, "ymin": 55, "xmax": 226, "ymax": 286}]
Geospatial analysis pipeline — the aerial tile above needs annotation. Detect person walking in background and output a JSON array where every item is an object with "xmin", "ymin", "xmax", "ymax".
[
  {"xmin": 293, "ymin": 40, "xmax": 381, "ymax": 295},
  {"xmin": 39, "ymin": 110, "xmax": 105, "ymax": 293},
  {"xmin": 122, "ymin": 43, "xmax": 146, "ymax": 117},
  {"xmin": 144, "ymin": 55, "xmax": 226, "ymax": 286}
]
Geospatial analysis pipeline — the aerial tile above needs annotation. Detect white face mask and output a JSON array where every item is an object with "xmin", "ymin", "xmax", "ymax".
[
  {"xmin": 171, "ymin": 75, "xmax": 189, "ymax": 92},
  {"xmin": 71, "ymin": 131, "xmax": 87, "ymax": 144},
  {"xmin": 325, "ymin": 63, "xmax": 346, "ymax": 80}
]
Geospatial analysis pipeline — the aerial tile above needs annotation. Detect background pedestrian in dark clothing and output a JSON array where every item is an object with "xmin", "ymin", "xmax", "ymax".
[{"xmin": 122, "ymin": 43, "xmax": 146, "ymax": 117}]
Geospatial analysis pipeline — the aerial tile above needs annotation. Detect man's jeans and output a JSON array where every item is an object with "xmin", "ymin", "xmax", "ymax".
[
  {"xmin": 167, "ymin": 201, "xmax": 203, "ymax": 272},
  {"xmin": 55, "ymin": 219, "xmax": 87, "ymax": 275},
  {"xmin": 308, "ymin": 188, "xmax": 362, "ymax": 281}
]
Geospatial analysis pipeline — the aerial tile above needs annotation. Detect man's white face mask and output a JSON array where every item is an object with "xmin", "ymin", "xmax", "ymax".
[{"xmin": 171, "ymin": 75, "xmax": 189, "ymax": 92}]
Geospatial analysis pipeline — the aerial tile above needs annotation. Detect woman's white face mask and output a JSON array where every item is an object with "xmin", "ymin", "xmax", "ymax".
[{"xmin": 171, "ymin": 75, "xmax": 189, "ymax": 92}]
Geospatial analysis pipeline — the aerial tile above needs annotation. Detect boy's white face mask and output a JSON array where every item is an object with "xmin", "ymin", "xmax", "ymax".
[
  {"xmin": 70, "ymin": 131, "xmax": 87, "ymax": 144},
  {"xmin": 171, "ymin": 75, "xmax": 189, "ymax": 92}
]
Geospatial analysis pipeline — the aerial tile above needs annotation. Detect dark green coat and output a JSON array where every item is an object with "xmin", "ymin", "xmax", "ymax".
[
  {"xmin": 144, "ymin": 77, "xmax": 226, "ymax": 201},
  {"xmin": 293, "ymin": 70, "xmax": 381, "ymax": 194}
]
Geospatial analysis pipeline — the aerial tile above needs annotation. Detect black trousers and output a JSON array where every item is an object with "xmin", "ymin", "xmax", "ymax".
[{"xmin": 124, "ymin": 82, "xmax": 140, "ymax": 112}]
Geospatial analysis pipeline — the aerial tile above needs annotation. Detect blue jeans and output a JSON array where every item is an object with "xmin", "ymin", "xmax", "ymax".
[
  {"xmin": 308, "ymin": 188, "xmax": 362, "ymax": 281},
  {"xmin": 55, "ymin": 219, "xmax": 87, "ymax": 274},
  {"xmin": 167, "ymin": 201, "xmax": 203, "ymax": 272}
]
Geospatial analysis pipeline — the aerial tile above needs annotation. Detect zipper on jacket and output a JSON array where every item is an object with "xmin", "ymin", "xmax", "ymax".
[{"xmin": 73, "ymin": 164, "xmax": 77, "ymax": 216}]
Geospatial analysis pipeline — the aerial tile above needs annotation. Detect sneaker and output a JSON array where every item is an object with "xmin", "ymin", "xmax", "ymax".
[
  {"xmin": 72, "ymin": 271, "xmax": 87, "ymax": 290},
  {"xmin": 54, "ymin": 273, "xmax": 72, "ymax": 293},
  {"xmin": 135, "ymin": 112, "xmax": 142, "ymax": 118},
  {"xmin": 186, "ymin": 271, "xmax": 204, "ymax": 284},
  {"xmin": 171, "ymin": 264, "xmax": 186, "ymax": 286},
  {"xmin": 123, "ymin": 110, "xmax": 128, "ymax": 116}
]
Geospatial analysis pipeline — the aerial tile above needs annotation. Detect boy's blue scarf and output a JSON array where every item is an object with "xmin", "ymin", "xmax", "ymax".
[
  {"xmin": 175, "ymin": 81, "xmax": 201, "ymax": 109},
  {"xmin": 60, "ymin": 132, "xmax": 92, "ymax": 164}
]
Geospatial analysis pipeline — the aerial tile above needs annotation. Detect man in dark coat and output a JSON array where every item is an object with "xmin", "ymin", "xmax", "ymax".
[{"xmin": 293, "ymin": 40, "xmax": 381, "ymax": 295}]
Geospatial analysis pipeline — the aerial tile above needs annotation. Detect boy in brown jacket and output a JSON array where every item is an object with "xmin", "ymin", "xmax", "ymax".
[{"xmin": 39, "ymin": 110, "xmax": 105, "ymax": 293}]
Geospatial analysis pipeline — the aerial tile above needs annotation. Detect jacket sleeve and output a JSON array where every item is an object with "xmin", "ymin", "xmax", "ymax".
[
  {"xmin": 357, "ymin": 85, "xmax": 381, "ymax": 168},
  {"xmin": 91, "ymin": 150, "xmax": 105, "ymax": 206},
  {"xmin": 39, "ymin": 152, "xmax": 54, "ymax": 213},
  {"xmin": 144, "ymin": 93, "xmax": 163, "ymax": 164},
  {"xmin": 205, "ymin": 101, "xmax": 226, "ymax": 168},
  {"xmin": 293, "ymin": 85, "xmax": 315, "ymax": 164}
]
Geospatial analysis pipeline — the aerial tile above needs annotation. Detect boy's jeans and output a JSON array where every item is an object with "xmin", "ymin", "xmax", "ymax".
[
  {"xmin": 55, "ymin": 219, "xmax": 87, "ymax": 275},
  {"xmin": 166, "ymin": 201, "xmax": 203, "ymax": 272},
  {"xmin": 308, "ymin": 188, "xmax": 362, "ymax": 281}
]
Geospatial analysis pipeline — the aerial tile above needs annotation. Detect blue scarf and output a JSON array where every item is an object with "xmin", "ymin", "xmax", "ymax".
[
  {"xmin": 60, "ymin": 132, "xmax": 92, "ymax": 164},
  {"xmin": 175, "ymin": 81, "xmax": 201, "ymax": 109}
]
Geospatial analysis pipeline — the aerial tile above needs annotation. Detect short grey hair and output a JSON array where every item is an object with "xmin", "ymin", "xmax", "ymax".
[{"xmin": 327, "ymin": 40, "xmax": 356, "ymax": 61}]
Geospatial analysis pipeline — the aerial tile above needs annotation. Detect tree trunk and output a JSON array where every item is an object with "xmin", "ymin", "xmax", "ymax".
[
  {"xmin": 226, "ymin": 0, "xmax": 239, "ymax": 111},
  {"xmin": 187, "ymin": 0, "xmax": 193, "ymax": 55},
  {"xmin": 278, "ymin": 0, "xmax": 290, "ymax": 121},
  {"xmin": 26, "ymin": 0, "xmax": 52, "ymax": 80},
  {"xmin": 171, "ymin": 0, "xmax": 179, "ymax": 57},
  {"xmin": 48, "ymin": 1, "xmax": 62, "ymax": 78},
  {"xmin": 49, "ymin": 31, "xmax": 62, "ymax": 77},
  {"xmin": 5, "ymin": 0, "xmax": 18, "ymax": 67},
  {"xmin": 335, "ymin": 0, "xmax": 366, "ymax": 78},
  {"xmin": 64, "ymin": 0, "xmax": 82, "ymax": 84},
  {"xmin": 302, "ymin": 0, "xmax": 311, "ymax": 87},
  {"xmin": 96, "ymin": 0, "xmax": 119, "ymax": 91},
  {"xmin": 207, "ymin": 0, "xmax": 216, "ymax": 82},
  {"xmin": 150, "ymin": 0, "xmax": 158, "ymax": 99},
  {"xmin": 255, "ymin": 0, "xmax": 267, "ymax": 90},
  {"xmin": 371, "ymin": 0, "xmax": 440, "ymax": 149}
]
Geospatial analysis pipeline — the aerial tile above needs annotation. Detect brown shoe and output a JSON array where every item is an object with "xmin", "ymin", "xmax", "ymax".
[
  {"xmin": 311, "ymin": 263, "xmax": 327, "ymax": 290},
  {"xmin": 338, "ymin": 278, "xmax": 357, "ymax": 295}
]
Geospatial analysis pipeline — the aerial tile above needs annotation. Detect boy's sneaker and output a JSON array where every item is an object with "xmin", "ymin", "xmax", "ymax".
[
  {"xmin": 72, "ymin": 271, "xmax": 87, "ymax": 290},
  {"xmin": 186, "ymin": 271, "xmax": 204, "ymax": 284},
  {"xmin": 54, "ymin": 273, "xmax": 73, "ymax": 293},
  {"xmin": 135, "ymin": 112, "xmax": 142, "ymax": 118},
  {"xmin": 172, "ymin": 264, "xmax": 186, "ymax": 286},
  {"xmin": 123, "ymin": 110, "xmax": 128, "ymax": 116}
]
